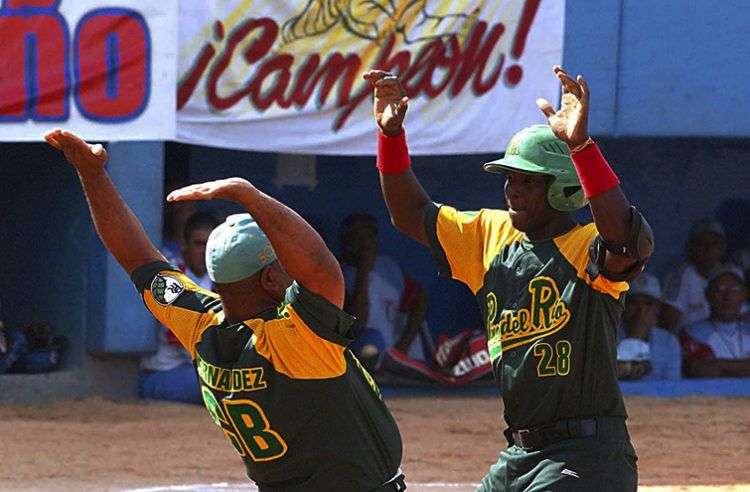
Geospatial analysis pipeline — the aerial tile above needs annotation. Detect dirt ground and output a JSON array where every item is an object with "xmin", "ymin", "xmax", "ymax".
[{"xmin": 1, "ymin": 395, "xmax": 749, "ymax": 491}]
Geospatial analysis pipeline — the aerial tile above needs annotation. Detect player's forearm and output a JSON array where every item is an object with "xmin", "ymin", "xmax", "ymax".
[
  {"xmin": 379, "ymin": 170, "xmax": 431, "ymax": 245},
  {"xmin": 234, "ymin": 185, "xmax": 344, "ymax": 307},
  {"xmin": 589, "ymin": 187, "xmax": 631, "ymax": 244},
  {"xmin": 571, "ymin": 141, "xmax": 652, "ymax": 273},
  {"xmin": 571, "ymin": 141, "xmax": 631, "ymax": 243},
  {"xmin": 376, "ymin": 130, "xmax": 431, "ymax": 245},
  {"xmin": 77, "ymin": 169, "xmax": 165, "ymax": 274}
]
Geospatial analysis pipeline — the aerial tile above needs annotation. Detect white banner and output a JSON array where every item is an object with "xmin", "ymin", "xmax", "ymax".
[
  {"xmin": 0, "ymin": 0, "xmax": 177, "ymax": 141},
  {"xmin": 176, "ymin": 0, "xmax": 563, "ymax": 155}
]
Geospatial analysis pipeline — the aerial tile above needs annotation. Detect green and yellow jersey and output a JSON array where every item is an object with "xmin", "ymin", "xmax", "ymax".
[
  {"xmin": 425, "ymin": 205, "xmax": 629, "ymax": 430},
  {"xmin": 132, "ymin": 262, "xmax": 402, "ymax": 491}
]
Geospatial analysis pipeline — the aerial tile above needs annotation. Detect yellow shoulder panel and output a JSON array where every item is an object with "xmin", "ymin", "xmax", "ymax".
[
  {"xmin": 436, "ymin": 207, "xmax": 523, "ymax": 294},
  {"xmin": 143, "ymin": 272, "xmax": 223, "ymax": 359},
  {"xmin": 251, "ymin": 305, "xmax": 346, "ymax": 379},
  {"xmin": 554, "ymin": 223, "xmax": 629, "ymax": 299}
]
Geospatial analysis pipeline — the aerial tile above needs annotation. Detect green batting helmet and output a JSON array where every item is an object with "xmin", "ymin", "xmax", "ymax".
[{"xmin": 483, "ymin": 125, "xmax": 587, "ymax": 212}]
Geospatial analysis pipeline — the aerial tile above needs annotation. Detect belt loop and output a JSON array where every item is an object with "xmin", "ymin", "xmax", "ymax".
[
  {"xmin": 379, "ymin": 472, "xmax": 406, "ymax": 491},
  {"xmin": 393, "ymin": 473, "xmax": 407, "ymax": 491}
]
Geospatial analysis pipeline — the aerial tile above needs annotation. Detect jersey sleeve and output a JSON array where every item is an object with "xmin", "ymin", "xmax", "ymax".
[
  {"xmin": 554, "ymin": 223, "xmax": 630, "ymax": 299},
  {"xmin": 424, "ymin": 203, "xmax": 521, "ymax": 294},
  {"xmin": 285, "ymin": 281, "xmax": 354, "ymax": 346},
  {"xmin": 131, "ymin": 261, "xmax": 223, "ymax": 359},
  {"xmin": 252, "ymin": 282, "xmax": 356, "ymax": 380}
]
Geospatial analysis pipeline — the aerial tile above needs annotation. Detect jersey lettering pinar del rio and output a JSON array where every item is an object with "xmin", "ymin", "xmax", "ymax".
[
  {"xmin": 131, "ymin": 262, "xmax": 402, "ymax": 492},
  {"xmin": 425, "ymin": 205, "xmax": 629, "ymax": 430}
]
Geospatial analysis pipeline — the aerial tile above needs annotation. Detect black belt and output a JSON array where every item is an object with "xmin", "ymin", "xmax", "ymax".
[
  {"xmin": 506, "ymin": 417, "xmax": 626, "ymax": 451},
  {"xmin": 373, "ymin": 472, "xmax": 407, "ymax": 491},
  {"xmin": 257, "ymin": 471, "xmax": 406, "ymax": 491}
]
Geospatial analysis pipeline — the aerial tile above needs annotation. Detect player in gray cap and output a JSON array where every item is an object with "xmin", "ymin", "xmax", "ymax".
[{"xmin": 44, "ymin": 129, "xmax": 405, "ymax": 492}]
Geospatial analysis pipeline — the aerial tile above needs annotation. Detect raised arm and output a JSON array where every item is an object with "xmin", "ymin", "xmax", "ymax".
[
  {"xmin": 537, "ymin": 66, "xmax": 654, "ymax": 277},
  {"xmin": 44, "ymin": 129, "xmax": 165, "ymax": 274},
  {"xmin": 363, "ymin": 70, "xmax": 431, "ymax": 246},
  {"xmin": 167, "ymin": 179, "xmax": 345, "ymax": 307}
]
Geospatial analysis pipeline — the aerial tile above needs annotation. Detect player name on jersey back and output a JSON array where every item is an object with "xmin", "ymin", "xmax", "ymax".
[{"xmin": 197, "ymin": 353, "xmax": 267, "ymax": 393}]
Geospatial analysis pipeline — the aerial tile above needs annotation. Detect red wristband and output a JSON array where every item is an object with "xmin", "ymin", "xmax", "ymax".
[
  {"xmin": 570, "ymin": 140, "xmax": 620, "ymax": 199},
  {"xmin": 377, "ymin": 129, "xmax": 411, "ymax": 175}
]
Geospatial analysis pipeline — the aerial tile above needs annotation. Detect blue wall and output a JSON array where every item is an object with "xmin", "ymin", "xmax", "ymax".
[
  {"xmin": 0, "ymin": 143, "xmax": 93, "ymax": 366},
  {"xmin": 565, "ymin": 0, "xmax": 750, "ymax": 137},
  {"xmin": 0, "ymin": 141, "xmax": 164, "ymax": 372}
]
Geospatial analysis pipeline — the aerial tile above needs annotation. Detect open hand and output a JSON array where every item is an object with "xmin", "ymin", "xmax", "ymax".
[
  {"xmin": 166, "ymin": 177, "xmax": 255, "ymax": 204},
  {"xmin": 363, "ymin": 70, "xmax": 409, "ymax": 136},
  {"xmin": 44, "ymin": 129, "xmax": 107, "ymax": 174},
  {"xmin": 536, "ymin": 66, "xmax": 590, "ymax": 149}
]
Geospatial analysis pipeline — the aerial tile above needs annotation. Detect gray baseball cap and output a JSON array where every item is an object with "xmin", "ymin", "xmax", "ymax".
[
  {"xmin": 628, "ymin": 273, "xmax": 662, "ymax": 301},
  {"xmin": 205, "ymin": 213, "xmax": 277, "ymax": 283}
]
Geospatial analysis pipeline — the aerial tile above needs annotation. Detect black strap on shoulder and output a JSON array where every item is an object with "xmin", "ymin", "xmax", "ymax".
[
  {"xmin": 130, "ymin": 261, "xmax": 177, "ymax": 293},
  {"xmin": 587, "ymin": 236, "xmax": 647, "ymax": 282},
  {"xmin": 586, "ymin": 207, "xmax": 654, "ymax": 282},
  {"xmin": 600, "ymin": 206, "xmax": 654, "ymax": 260}
]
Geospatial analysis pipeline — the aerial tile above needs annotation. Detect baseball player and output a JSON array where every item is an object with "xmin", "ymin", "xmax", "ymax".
[
  {"xmin": 364, "ymin": 66, "xmax": 654, "ymax": 491},
  {"xmin": 44, "ymin": 130, "xmax": 406, "ymax": 492}
]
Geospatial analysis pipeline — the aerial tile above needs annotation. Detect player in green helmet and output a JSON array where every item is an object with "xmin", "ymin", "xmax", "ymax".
[
  {"xmin": 482, "ymin": 124, "xmax": 587, "ymax": 212},
  {"xmin": 364, "ymin": 65, "xmax": 654, "ymax": 491}
]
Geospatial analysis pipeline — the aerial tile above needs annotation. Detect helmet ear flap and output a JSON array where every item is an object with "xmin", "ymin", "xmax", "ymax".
[{"xmin": 547, "ymin": 179, "xmax": 587, "ymax": 212}]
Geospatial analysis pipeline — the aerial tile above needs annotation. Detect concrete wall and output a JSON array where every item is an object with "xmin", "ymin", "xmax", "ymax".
[
  {"xmin": 565, "ymin": 0, "xmax": 750, "ymax": 137},
  {"xmin": 0, "ymin": 142, "xmax": 162, "ymax": 403}
]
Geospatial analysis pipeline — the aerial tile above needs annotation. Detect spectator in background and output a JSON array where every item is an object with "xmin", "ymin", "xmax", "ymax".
[
  {"xmin": 339, "ymin": 213, "xmax": 430, "ymax": 370},
  {"xmin": 0, "ymin": 322, "xmax": 66, "ymax": 375},
  {"xmin": 681, "ymin": 264, "xmax": 750, "ymax": 378},
  {"xmin": 172, "ymin": 211, "xmax": 219, "ymax": 289},
  {"xmin": 617, "ymin": 273, "xmax": 682, "ymax": 380},
  {"xmin": 139, "ymin": 211, "xmax": 220, "ymax": 403},
  {"xmin": 661, "ymin": 219, "xmax": 727, "ymax": 332}
]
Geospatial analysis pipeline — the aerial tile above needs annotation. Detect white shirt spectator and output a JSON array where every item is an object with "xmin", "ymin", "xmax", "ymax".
[
  {"xmin": 662, "ymin": 263, "xmax": 710, "ymax": 329},
  {"xmin": 683, "ymin": 320, "xmax": 750, "ymax": 360},
  {"xmin": 342, "ymin": 255, "xmax": 425, "ymax": 360},
  {"xmin": 618, "ymin": 326, "xmax": 682, "ymax": 380}
]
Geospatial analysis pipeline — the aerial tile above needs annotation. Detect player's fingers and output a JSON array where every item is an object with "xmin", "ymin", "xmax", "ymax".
[
  {"xmin": 44, "ymin": 130, "xmax": 63, "ymax": 150},
  {"xmin": 167, "ymin": 190, "xmax": 199, "ymax": 202},
  {"xmin": 363, "ymin": 70, "xmax": 391, "ymax": 83},
  {"xmin": 167, "ymin": 183, "xmax": 217, "ymax": 201},
  {"xmin": 578, "ymin": 75, "xmax": 590, "ymax": 102},
  {"xmin": 59, "ymin": 130, "xmax": 90, "ymax": 153},
  {"xmin": 90, "ymin": 143, "xmax": 105, "ymax": 157},
  {"xmin": 374, "ymin": 76, "xmax": 399, "ymax": 88},
  {"xmin": 553, "ymin": 66, "xmax": 576, "ymax": 88},
  {"xmin": 536, "ymin": 98, "xmax": 555, "ymax": 117},
  {"xmin": 396, "ymin": 97, "xmax": 409, "ymax": 118},
  {"xmin": 557, "ymin": 71, "xmax": 581, "ymax": 98}
]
